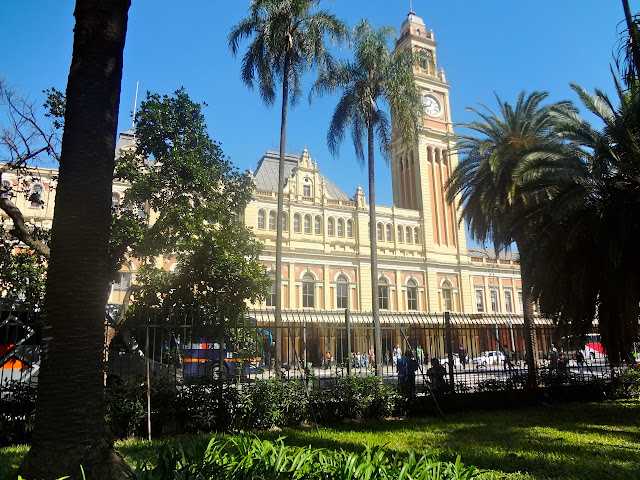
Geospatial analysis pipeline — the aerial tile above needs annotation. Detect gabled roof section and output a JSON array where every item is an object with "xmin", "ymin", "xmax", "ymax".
[
  {"xmin": 253, "ymin": 150, "xmax": 352, "ymax": 201},
  {"xmin": 467, "ymin": 246, "xmax": 520, "ymax": 262}
]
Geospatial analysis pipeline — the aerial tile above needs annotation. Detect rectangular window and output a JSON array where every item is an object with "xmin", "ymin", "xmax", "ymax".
[
  {"xmin": 266, "ymin": 280, "xmax": 276, "ymax": 307},
  {"xmin": 304, "ymin": 216, "xmax": 311, "ymax": 234},
  {"xmin": 442, "ymin": 288, "xmax": 452, "ymax": 311},
  {"xmin": 113, "ymin": 272, "xmax": 131, "ymax": 292},
  {"xmin": 518, "ymin": 291, "xmax": 524, "ymax": 313},
  {"xmin": 378, "ymin": 286, "xmax": 389, "ymax": 310},
  {"xmin": 303, "ymin": 185, "xmax": 311, "ymax": 197},
  {"xmin": 408, "ymin": 287, "xmax": 418, "ymax": 310},
  {"xmin": 504, "ymin": 290, "xmax": 513, "ymax": 313},
  {"xmin": 475, "ymin": 289, "xmax": 484, "ymax": 312},
  {"xmin": 490, "ymin": 289, "xmax": 499, "ymax": 312},
  {"xmin": 336, "ymin": 283, "xmax": 348, "ymax": 309},
  {"xmin": 302, "ymin": 282, "xmax": 314, "ymax": 308}
]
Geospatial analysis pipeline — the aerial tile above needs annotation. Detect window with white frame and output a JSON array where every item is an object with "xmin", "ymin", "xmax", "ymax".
[
  {"xmin": 397, "ymin": 225, "xmax": 404, "ymax": 243},
  {"xmin": 268, "ymin": 211, "xmax": 276, "ymax": 230},
  {"xmin": 302, "ymin": 179, "xmax": 312, "ymax": 197},
  {"xmin": 113, "ymin": 271, "xmax": 132, "ymax": 291},
  {"xmin": 347, "ymin": 220, "xmax": 353, "ymax": 238},
  {"xmin": 407, "ymin": 279, "xmax": 418, "ymax": 310},
  {"xmin": 475, "ymin": 289, "xmax": 485, "ymax": 312},
  {"xmin": 377, "ymin": 223, "xmax": 383, "ymax": 241},
  {"xmin": 378, "ymin": 277, "xmax": 389, "ymax": 310},
  {"xmin": 405, "ymin": 226, "xmax": 412, "ymax": 244},
  {"xmin": 111, "ymin": 192, "xmax": 120, "ymax": 209},
  {"xmin": 517, "ymin": 291, "xmax": 524, "ymax": 313},
  {"xmin": 337, "ymin": 218, "xmax": 344, "ymax": 237},
  {"xmin": 314, "ymin": 216, "xmax": 322, "ymax": 235},
  {"xmin": 490, "ymin": 289, "xmax": 499, "ymax": 312},
  {"xmin": 1, "ymin": 180, "xmax": 12, "ymax": 199},
  {"xmin": 336, "ymin": 274, "xmax": 348, "ymax": 309},
  {"xmin": 281, "ymin": 213, "xmax": 287, "ymax": 231},
  {"xmin": 304, "ymin": 214, "xmax": 311, "ymax": 234},
  {"xmin": 258, "ymin": 210, "xmax": 266, "ymax": 229},
  {"xmin": 302, "ymin": 273, "xmax": 315, "ymax": 308},
  {"xmin": 29, "ymin": 183, "xmax": 44, "ymax": 207},
  {"xmin": 414, "ymin": 227, "xmax": 420, "ymax": 244},
  {"xmin": 442, "ymin": 282, "xmax": 452, "ymax": 311},
  {"xmin": 266, "ymin": 274, "xmax": 276, "ymax": 306},
  {"xmin": 294, "ymin": 213, "xmax": 301, "ymax": 232},
  {"xmin": 328, "ymin": 218, "xmax": 334, "ymax": 236},
  {"xmin": 504, "ymin": 290, "xmax": 513, "ymax": 313},
  {"xmin": 386, "ymin": 224, "xmax": 392, "ymax": 242}
]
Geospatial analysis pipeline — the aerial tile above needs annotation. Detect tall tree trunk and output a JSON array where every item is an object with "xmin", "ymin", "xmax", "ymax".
[
  {"xmin": 517, "ymin": 242, "xmax": 539, "ymax": 388},
  {"xmin": 274, "ymin": 52, "xmax": 291, "ymax": 378},
  {"xmin": 19, "ymin": 1, "xmax": 130, "ymax": 479},
  {"xmin": 367, "ymin": 123, "xmax": 382, "ymax": 376}
]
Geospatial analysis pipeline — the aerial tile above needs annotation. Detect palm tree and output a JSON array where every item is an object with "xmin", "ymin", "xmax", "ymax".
[
  {"xmin": 445, "ymin": 91, "xmax": 574, "ymax": 387},
  {"xmin": 519, "ymin": 82, "xmax": 640, "ymax": 365},
  {"xmin": 229, "ymin": 0, "xmax": 347, "ymax": 373},
  {"xmin": 19, "ymin": 0, "xmax": 131, "ymax": 478},
  {"xmin": 311, "ymin": 20, "xmax": 424, "ymax": 375}
]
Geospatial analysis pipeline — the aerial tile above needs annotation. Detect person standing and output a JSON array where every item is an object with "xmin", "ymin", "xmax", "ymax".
[
  {"xmin": 416, "ymin": 344, "xmax": 424, "ymax": 366},
  {"xmin": 458, "ymin": 345, "xmax": 467, "ymax": 368}
]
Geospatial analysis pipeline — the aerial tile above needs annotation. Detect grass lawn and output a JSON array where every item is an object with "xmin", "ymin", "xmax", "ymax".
[{"xmin": 2, "ymin": 399, "xmax": 639, "ymax": 479}]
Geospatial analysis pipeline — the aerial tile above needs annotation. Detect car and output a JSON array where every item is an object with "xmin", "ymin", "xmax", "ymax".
[{"xmin": 471, "ymin": 350, "xmax": 505, "ymax": 367}]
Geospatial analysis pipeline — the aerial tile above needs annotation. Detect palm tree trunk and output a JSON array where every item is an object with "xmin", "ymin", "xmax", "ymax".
[
  {"xmin": 367, "ymin": 123, "xmax": 382, "ymax": 376},
  {"xmin": 19, "ymin": 1, "xmax": 130, "ymax": 479},
  {"xmin": 275, "ymin": 52, "xmax": 291, "ymax": 378},
  {"xmin": 517, "ymin": 243, "xmax": 540, "ymax": 388}
]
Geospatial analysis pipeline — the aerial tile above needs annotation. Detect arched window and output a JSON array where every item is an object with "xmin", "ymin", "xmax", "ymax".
[
  {"xmin": 304, "ymin": 214, "xmax": 311, "ymax": 234},
  {"xmin": 328, "ymin": 217, "xmax": 334, "ymax": 236},
  {"xmin": 113, "ymin": 268, "xmax": 132, "ymax": 292},
  {"xmin": 302, "ymin": 273, "xmax": 315, "ymax": 308},
  {"xmin": 386, "ymin": 224, "xmax": 392, "ymax": 242},
  {"xmin": 257, "ymin": 210, "xmax": 266, "ymax": 229},
  {"xmin": 336, "ymin": 274, "xmax": 348, "ymax": 309},
  {"xmin": 442, "ymin": 281, "xmax": 453, "ymax": 311},
  {"xmin": 111, "ymin": 192, "xmax": 120, "ymax": 209},
  {"xmin": 29, "ymin": 183, "xmax": 44, "ymax": 207},
  {"xmin": 266, "ymin": 273, "xmax": 276, "ymax": 306},
  {"xmin": 347, "ymin": 219, "xmax": 353, "ymax": 238},
  {"xmin": 407, "ymin": 279, "xmax": 418, "ymax": 310},
  {"xmin": 294, "ymin": 213, "xmax": 301, "ymax": 233},
  {"xmin": 378, "ymin": 277, "xmax": 389, "ymax": 310},
  {"xmin": 281, "ymin": 213, "xmax": 288, "ymax": 231},
  {"xmin": 136, "ymin": 203, "xmax": 146, "ymax": 219},
  {"xmin": 397, "ymin": 225, "xmax": 404, "ymax": 243},
  {"xmin": 314, "ymin": 216, "xmax": 322, "ymax": 235},
  {"xmin": 414, "ymin": 227, "xmax": 420, "ymax": 244},
  {"xmin": 337, "ymin": 218, "xmax": 344, "ymax": 237},
  {"xmin": 406, "ymin": 226, "xmax": 412, "ymax": 244},
  {"xmin": 268, "ymin": 211, "xmax": 276, "ymax": 230},
  {"xmin": 377, "ymin": 223, "xmax": 383, "ymax": 241}
]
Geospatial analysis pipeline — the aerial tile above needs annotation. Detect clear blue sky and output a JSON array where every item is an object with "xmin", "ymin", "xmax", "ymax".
[{"xmin": 0, "ymin": 1, "xmax": 635, "ymax": 245}]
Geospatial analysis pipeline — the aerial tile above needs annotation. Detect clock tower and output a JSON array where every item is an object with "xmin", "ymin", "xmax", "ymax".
[{"xmin": 390, "ymin": 10, "xmax": 467, "ymax": 256}]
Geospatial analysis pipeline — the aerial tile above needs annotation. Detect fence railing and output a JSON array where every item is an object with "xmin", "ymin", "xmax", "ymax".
[{"xmin": 1, "ymin": 306, "xmax": 612, "ymax": 401}]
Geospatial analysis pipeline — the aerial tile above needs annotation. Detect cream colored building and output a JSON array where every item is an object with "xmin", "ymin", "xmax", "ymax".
[
  {"xmin": 246, "ymin": 11, "xmax": 523, "ymax": 316},
  {"xmin": 0, "ymin": 11, "xmax": 524, "ymax": 317}
]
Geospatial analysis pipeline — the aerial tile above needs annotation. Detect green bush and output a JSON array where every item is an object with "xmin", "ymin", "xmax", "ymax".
[
  {"xmin": 236, "ymin": 378, "xmax": 308, "ymax": 430},
  {"xmin": 310, "ymin": 375, "xmax": 402, "ymax": 422},
  {"xmin": 612, "ymin": 367, "xmax": 640, "ymax": 399}
]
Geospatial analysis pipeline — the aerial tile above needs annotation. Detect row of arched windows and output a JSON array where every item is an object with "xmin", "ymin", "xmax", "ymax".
[
  {"xmin": 257, "ymin": 209, "xmax": 354, "ymax": 238},
  {"xmin": 376, "ymin": 223, "xmax": 421, "ymax": 244},
  {"xmin": 264, "ymin": 273, "xmax": 422, "ymax": 311}
]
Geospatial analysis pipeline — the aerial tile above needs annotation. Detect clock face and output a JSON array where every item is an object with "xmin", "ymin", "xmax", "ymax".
[{"xmin": 423, "ymin": 94, "xmax": 442, "ymax": 117}]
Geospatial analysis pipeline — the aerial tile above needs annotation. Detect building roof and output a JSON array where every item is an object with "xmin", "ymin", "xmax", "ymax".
[
  {"xmin": 253, "ymin": 150, "xmax": 352, "ymax": 201},
  {"xmin": 467, "ymin": 246, "xmax": 520, "ymax": 262}
]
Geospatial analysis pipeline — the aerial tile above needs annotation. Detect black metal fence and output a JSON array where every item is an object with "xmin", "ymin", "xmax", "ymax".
[{"xmin": 1, "ymin": 305, "xmax": 613, "ymax": 400}]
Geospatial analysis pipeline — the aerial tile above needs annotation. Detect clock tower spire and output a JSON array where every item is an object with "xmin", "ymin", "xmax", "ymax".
[{"xmin": 390, "ymin": 10, "xmax": 465, "ymax": 254}]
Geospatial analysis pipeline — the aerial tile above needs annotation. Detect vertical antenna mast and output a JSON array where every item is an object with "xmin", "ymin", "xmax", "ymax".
[
  {"xmin": 131, "ymin": 81, "xmax": 139, "ymax": 131},
  {"xmin": 410, "ymin": 0, "xmax": 413, "ymax": 13}
]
